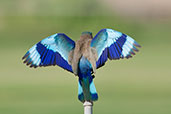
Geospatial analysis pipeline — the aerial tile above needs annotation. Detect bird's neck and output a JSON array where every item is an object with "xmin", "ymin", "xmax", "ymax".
[{"xmin": 80, "ymin": 34, "xmax": 93, "ymax": 40}]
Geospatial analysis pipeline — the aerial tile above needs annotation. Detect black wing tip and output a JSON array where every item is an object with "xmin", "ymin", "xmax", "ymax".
[
  {"xmin": 26, "ymin": 61, "xmax": 32, "ymax": 66},
  {"xmin": 22, "ymin": 56, "xmax": 25, "ymax": 60},
  {"xmin": 137, "ymin": 45, "xmax": 141, "ymax": 48},
  {"xmin": 133, "ymin": 47, "xmax": 139, "ymax": 52},
  {"xmin": 126, "ymin": 55, "xmax": 132, "ymax": 59},
  {"xmin": 135, "ymin": 44, "xmax": 141, "ymax": 48},
  {"xmin": 130, "ymin": 51, "xmax": 135, "ymax": 55},
  {"xmin": 22, "ymin": 55, "xmax": 27, "ymax": 60},
  {"xmin": 134, "ymin": 41, "xmax": 141, "ymax": 48},
  {"xmin": 126, "ymin": 43, "xmax": 141, "ymax": 59},
  {"xmin": 22, "ymin": 52, "xmax": 29, "ymax": 60},
  {"xmin": 30, "ymin": 64, "xmax": 38, "ymax": 68},
  {"xmin": 22, "ymin": 58, "xmax": 38, "ymax": 69},
  {"xmin": 23, "ymin": 58, "xmax": 30, "ymax": 64}
]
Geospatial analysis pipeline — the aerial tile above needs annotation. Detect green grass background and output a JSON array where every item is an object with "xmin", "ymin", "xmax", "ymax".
[{"xmin": 0, "ymin": 0, "xmax": 171, "ymax": 114}]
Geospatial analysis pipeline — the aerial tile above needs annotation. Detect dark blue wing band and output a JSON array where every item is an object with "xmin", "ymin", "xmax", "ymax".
[
  {"xmin": 22, "ymin": 33, "xmax": 75, "ymax": 73},
  {"xmin": 91, "ymin": 29, "xmax": 141, "ymax": 69},
  {"xmin": 96, "ymin": 34, "xmax": 127, "ymax": 68},
  {"xmin": 36, "ymin": 42, "xmax": 73, "ymax": 72}
]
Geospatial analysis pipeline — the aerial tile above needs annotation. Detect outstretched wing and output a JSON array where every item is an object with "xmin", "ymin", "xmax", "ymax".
[
  {"xmin": 22, "ymin": 33, "xmax": 75, "ymax": 73},
  {"xmin": 91, "ymin": 29, "xmax": 141, "ymax": 69}
]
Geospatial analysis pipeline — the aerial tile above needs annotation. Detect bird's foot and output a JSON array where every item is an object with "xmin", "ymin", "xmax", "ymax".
[{"xmin": 92, "ymin": 75, "xmax": 95, "ymax": 79}]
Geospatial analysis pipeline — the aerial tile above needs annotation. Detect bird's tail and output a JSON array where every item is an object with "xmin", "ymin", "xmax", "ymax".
[{"xmin": 78, "ymin": 75, "xmax": 98, "ymax": 102}]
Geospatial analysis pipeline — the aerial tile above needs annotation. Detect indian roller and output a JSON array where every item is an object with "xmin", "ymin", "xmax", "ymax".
[{"xmin": 22, "ymin": 28, "xmax": 141, "ymax": 103}]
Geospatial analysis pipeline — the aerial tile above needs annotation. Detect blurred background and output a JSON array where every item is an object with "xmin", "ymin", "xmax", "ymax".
[{"xmin": 0, "ymin": 0, "xmax": 171, "ymax": 114}]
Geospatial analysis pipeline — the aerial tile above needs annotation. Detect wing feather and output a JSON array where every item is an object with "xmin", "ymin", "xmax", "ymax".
[
  {"xmin": 91, "ymin": 28, "xmax": 141, "ymax": 69},
  {"xmin": 22, "ymin": 33, "xmax": 75, "ymax": 73}
]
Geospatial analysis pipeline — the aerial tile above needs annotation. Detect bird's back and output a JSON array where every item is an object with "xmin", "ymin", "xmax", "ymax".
[
  {"xmin": 69, "ymin": 36, "xmax": 98, "ymax": 102},
  {"xmin": 69, "ymin": 36, "xmax": 98, "ymax": 75}
]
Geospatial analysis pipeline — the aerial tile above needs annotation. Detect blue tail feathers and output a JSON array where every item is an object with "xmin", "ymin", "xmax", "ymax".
[
  {"xmin": 78, "ymin": 76, "xmax": 98, "ymax": 102},
  {"xmin": 89, "ymin": 79, "xmax": 98, "ymax": 101},
  {"xmin": 78, "ymin": 56, "xmax": 98, "ymax": 102},
  {"xmin": 78, "ymin": 80, "xmax": 84, "ymax": 102}
]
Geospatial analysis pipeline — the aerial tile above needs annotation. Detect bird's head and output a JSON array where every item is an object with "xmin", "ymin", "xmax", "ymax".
[{"xmin": 80, "ymin": 31, "xmax": 93, "ymax": 39}]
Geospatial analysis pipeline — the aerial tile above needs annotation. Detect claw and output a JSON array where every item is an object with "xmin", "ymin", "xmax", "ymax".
[{"xmin": 92, "ymin": 75, "xmax": 95, "ymax": 79}]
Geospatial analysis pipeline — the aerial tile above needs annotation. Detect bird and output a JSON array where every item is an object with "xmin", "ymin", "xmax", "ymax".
[{"xmin": 22, "ymin": 28, "xmax": 141, "ymax": 103}]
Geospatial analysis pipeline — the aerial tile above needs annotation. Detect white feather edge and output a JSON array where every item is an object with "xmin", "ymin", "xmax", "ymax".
[
  {"xmin": 98, "ymin": 29, "xmax": 136, "ymax": 58},
  {"xmin": 28, "ymin": 45, "xmax": 41, "ymax": 66},
  {"xmin": 41, "ymin": 33, "xmax": 68, "ymax": 62}
]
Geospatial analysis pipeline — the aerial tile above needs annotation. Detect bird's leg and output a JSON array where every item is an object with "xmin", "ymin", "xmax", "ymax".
[
  {"xmin": 91, "ymin": 69, "xmax": 95, "ymax": 79},
  {"xmin": 92, "ymin": 75, "xmax": 95, "ymax": 79},
  {"xmin": 91, "ymin": 69, "xmax": 94, "ymax": 74}
]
